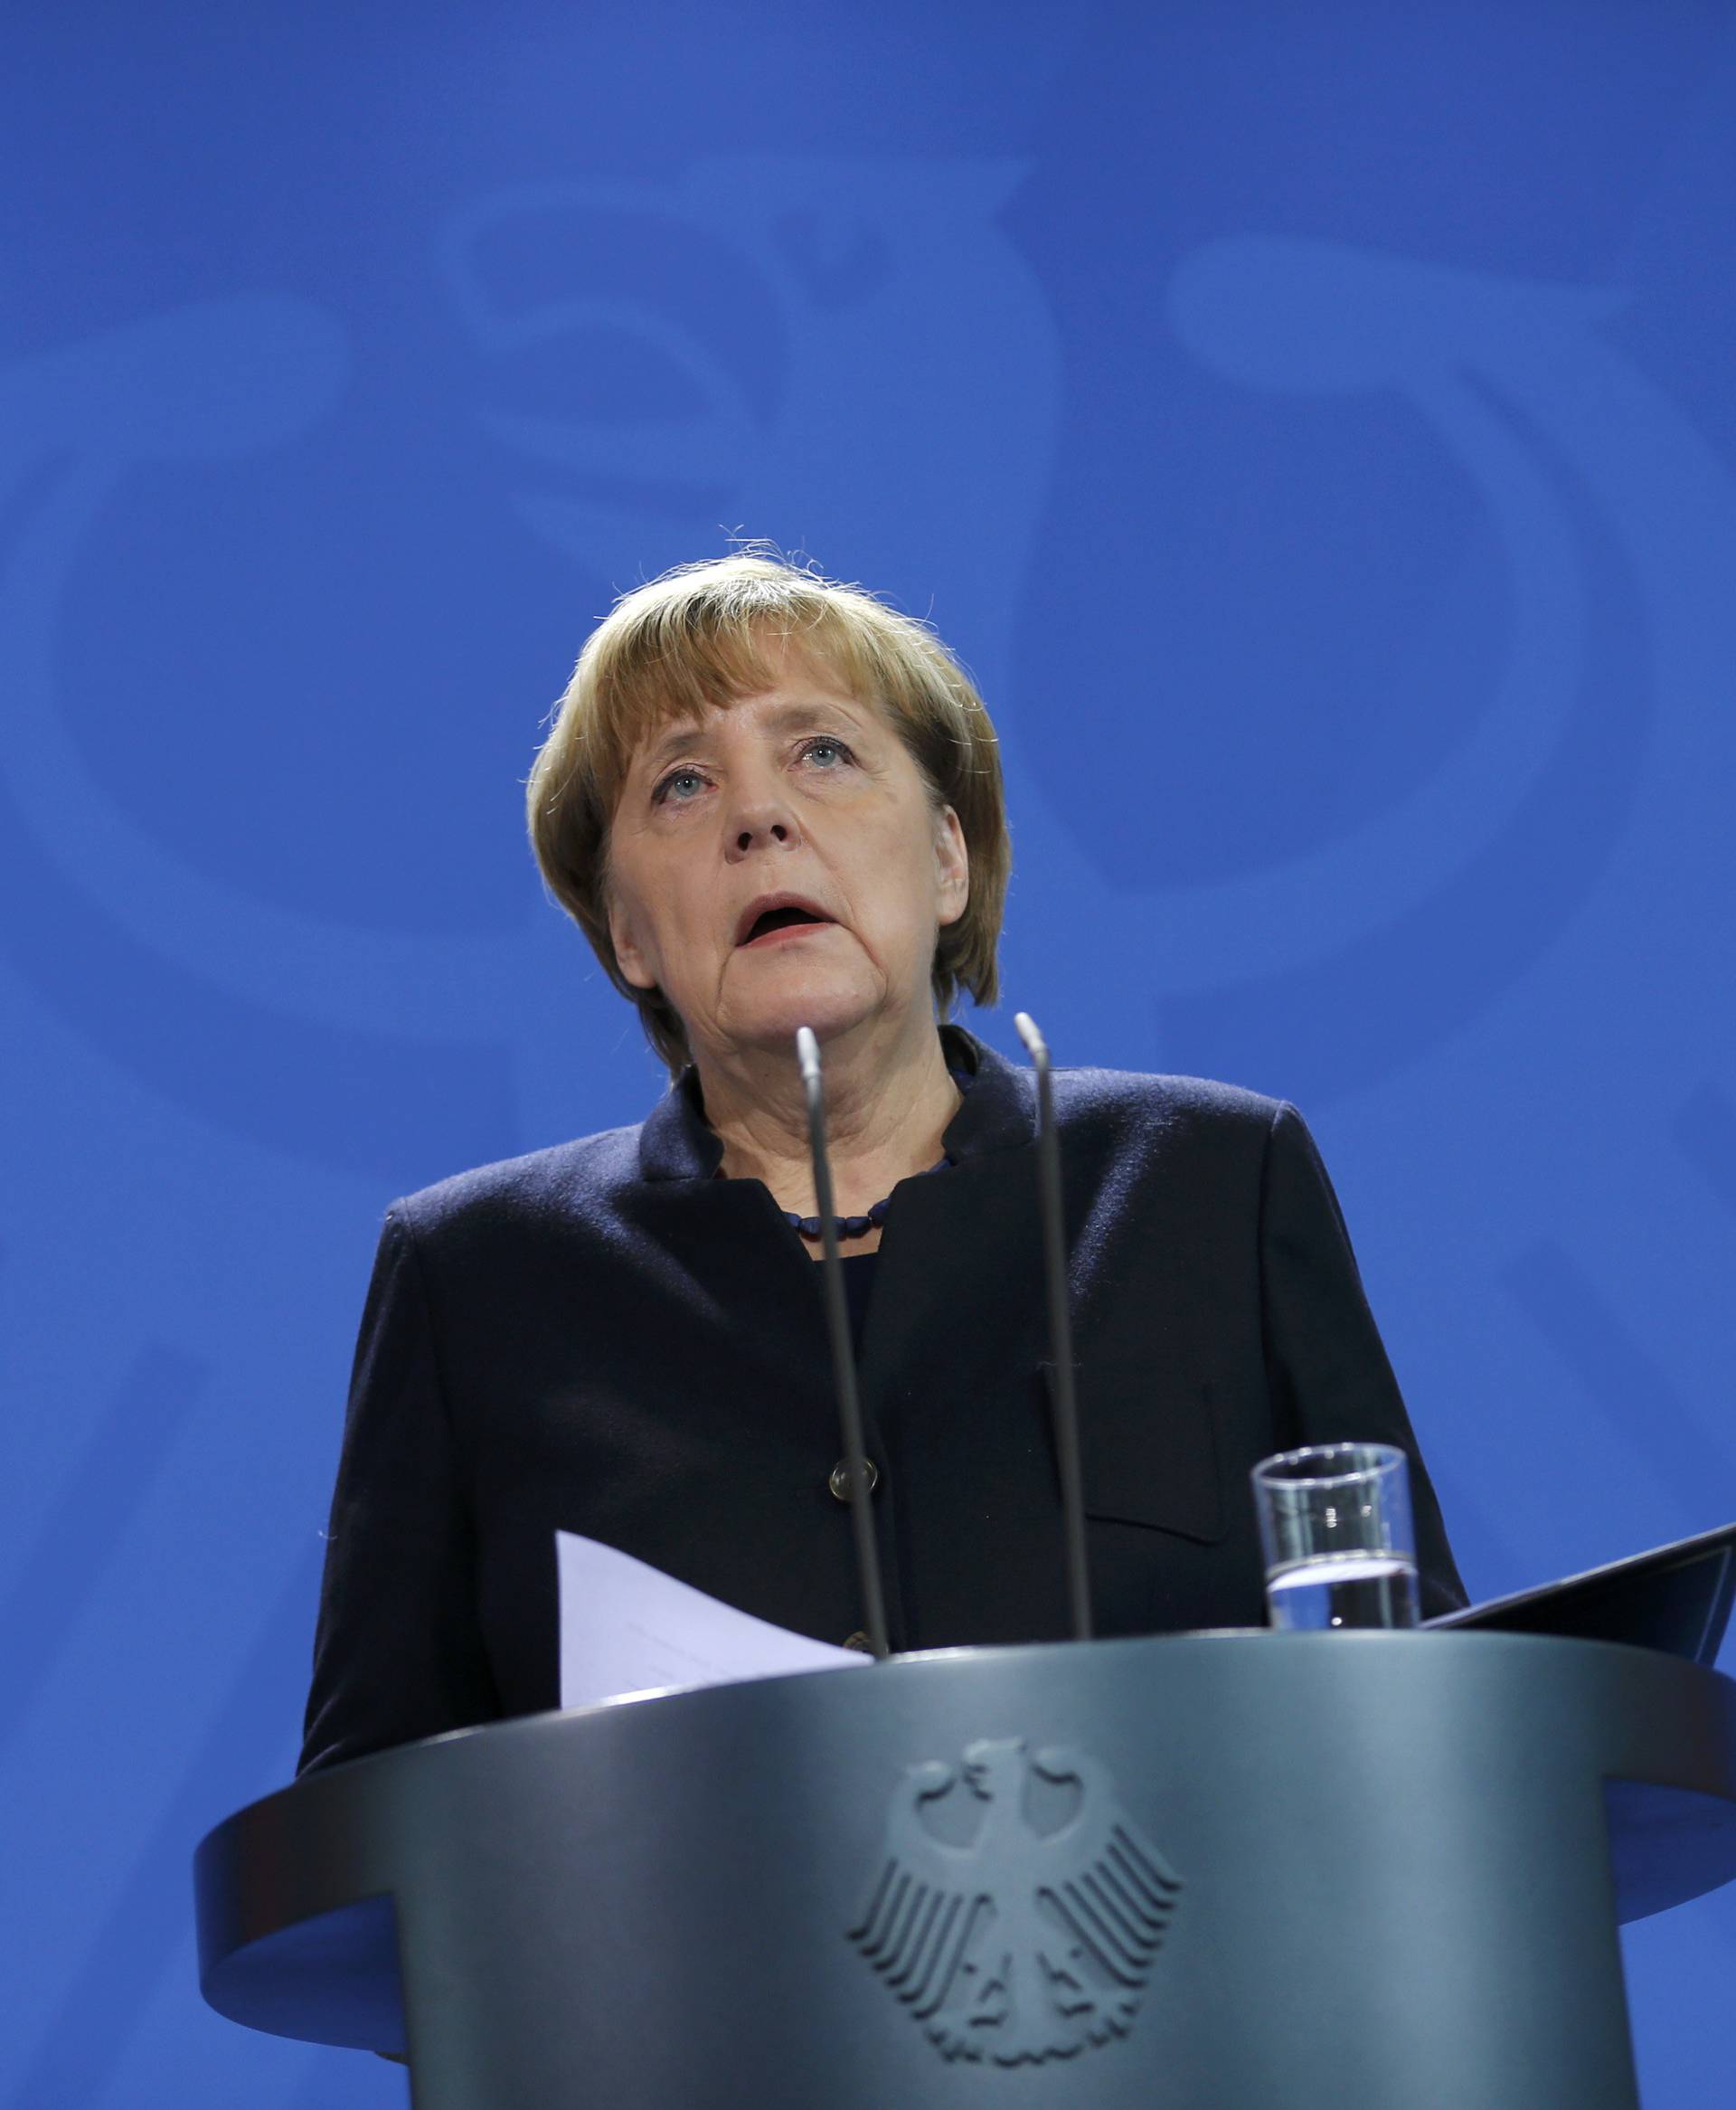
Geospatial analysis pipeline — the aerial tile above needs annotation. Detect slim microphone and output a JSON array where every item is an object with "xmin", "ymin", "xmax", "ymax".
[
  {"xmin": 795, "ymin": 1027, "xmax": 892, "ymax": 1661},
  {"xmin": 1014, "ymin": 1011, "xmax": 1093, "ymax": 1642}
]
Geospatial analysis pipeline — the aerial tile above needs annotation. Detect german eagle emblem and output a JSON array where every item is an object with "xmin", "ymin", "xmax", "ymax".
[{"xmin": 847, "ymin": 1737, "xmax": 1182, "ymax": 2064}]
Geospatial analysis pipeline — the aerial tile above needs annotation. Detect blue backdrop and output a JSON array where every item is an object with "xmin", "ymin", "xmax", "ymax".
[{"xmin": 5, "ymin": 4, "xmax": 1733, "ymax": 2102}]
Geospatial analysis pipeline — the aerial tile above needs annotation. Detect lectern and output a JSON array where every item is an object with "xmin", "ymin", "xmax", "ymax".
[{"xmin": 196, "ymin": 1632, "xmax": 1736, "ymax": 2108}]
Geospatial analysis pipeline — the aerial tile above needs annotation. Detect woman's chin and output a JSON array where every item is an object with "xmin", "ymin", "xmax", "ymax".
[{"xmin": 712, "ymin": 977, "xmax": 892, "ymax": 1058}]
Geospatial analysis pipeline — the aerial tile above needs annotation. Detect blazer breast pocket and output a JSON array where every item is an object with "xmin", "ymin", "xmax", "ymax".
[{"xmin": 1062, "ymin": 1364, "xmax": 1228, "ymax": 1548}]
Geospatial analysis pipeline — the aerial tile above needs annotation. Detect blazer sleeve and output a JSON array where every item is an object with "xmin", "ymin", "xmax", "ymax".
[
  {"xmin": 297, "ymin": 1208, "xmax": 502, "ymax": 1774},
  {"xmin": 1258, "ymin": 1103, "xmax": 1467, "ymax": 1618}
]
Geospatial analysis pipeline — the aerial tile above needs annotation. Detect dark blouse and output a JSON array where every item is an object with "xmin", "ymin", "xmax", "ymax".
[
  {"xmin": 299, "ymin": 1027, "xmax": 1465, "ymax": 1774},
  {"xmin": 838, "ymin": 1252, "xmax": 879, "ymax": 1350}
]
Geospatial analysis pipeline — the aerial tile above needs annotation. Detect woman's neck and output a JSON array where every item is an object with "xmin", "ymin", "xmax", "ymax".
[{"xmin": 696, "ymin": 1014, "xmax": 960, "ymax": 1225}]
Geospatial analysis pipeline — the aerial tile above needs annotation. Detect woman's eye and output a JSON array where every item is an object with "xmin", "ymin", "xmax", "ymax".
[
  {"xmin": 799, "ymin": 736, "xmax": 854, "ymax": 770},
  {"xmin": 654, "ymin": 768, "xmax": 708, "ymax": 805}
]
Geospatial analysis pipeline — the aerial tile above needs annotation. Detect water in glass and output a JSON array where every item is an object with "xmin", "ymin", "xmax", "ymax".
[{"xmin": 1265, "ymin": 1552, "xmax": 1420, "ymax": 1631}]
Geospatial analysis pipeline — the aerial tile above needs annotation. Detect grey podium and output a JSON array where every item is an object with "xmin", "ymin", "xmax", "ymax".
[{"xmin": 195, "ymin": 1631, "xmax": 1736, "ymax": 2108}]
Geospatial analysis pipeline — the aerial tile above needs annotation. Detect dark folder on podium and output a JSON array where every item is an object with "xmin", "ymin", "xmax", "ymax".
[{"xmin": 1426, "ymin": 1519, "xmax": 1736, "ymax": 1664}]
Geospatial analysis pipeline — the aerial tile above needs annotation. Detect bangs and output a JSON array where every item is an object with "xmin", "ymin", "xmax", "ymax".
[{"xmin": 581, "ymin": 596, "xmax": 883, "ymax": 810}]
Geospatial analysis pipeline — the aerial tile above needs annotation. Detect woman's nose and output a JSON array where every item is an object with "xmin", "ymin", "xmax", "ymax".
[{"xmin": 724, "ymin": 782, "xmax": 801, "ymax": 859}]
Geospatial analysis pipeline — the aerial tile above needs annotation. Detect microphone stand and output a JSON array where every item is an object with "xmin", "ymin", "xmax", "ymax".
[
  {"xmin": 795, "ymin": 1027, "xmax": 892, "ymax": 1661},
  {"xmin": 1014, "ymin": 1011, "xmax": 1094, "ymax": 1642}
]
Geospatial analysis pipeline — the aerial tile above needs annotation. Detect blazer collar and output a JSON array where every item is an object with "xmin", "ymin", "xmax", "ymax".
[{"xmin": 637, "ymin": 1024, "xmax": 1034, "ymax": 1183}]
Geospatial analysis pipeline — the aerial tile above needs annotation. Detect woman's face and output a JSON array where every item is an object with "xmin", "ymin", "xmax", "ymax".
[{"xmin": 606, "ymin": 659, "xmax": 969, "ymax": 1067}]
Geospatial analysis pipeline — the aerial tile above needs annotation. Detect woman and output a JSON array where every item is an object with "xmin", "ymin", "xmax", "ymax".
[{"xmin": 298, "ymin": 554, "xmax": 1464, "ymax": 1774}]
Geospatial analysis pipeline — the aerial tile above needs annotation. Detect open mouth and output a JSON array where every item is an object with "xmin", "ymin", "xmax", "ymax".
[
  {"xmin": 741, "ymin": 905, "xmax": 832, "ymax": 943},
  {"xmin": 736, "ymin": 896, "xmax": 836, "ymax": 945}
]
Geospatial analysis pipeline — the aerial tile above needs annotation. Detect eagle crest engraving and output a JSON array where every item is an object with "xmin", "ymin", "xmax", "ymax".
[{"xmin": 847, "ymin": 1737, "xmax": 1182, "ymax": 2065}]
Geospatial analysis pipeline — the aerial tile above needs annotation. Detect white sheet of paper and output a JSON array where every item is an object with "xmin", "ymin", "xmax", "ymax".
[{"xmin": 556, "ymin": 1528, "xmax": 873, "ymax": 1709}]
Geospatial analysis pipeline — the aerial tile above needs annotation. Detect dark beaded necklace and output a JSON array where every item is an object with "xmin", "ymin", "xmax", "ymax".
[
  {"xmin": 786, "ymin": 1154, "xmax": 948, "ymax": 1241},
  {"xmin": 782, "ymin": 1064, "xmax": 972, "ymax": 1243}
]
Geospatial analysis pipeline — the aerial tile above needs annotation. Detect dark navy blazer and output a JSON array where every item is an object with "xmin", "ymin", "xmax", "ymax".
[{"xmin": 299, "ymin": 1027, "xmax": 1465, "ymax": 1774}]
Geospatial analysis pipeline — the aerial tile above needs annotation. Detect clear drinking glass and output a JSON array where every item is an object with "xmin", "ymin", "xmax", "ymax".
[{"xmin": 1250, "ymin": 1442, "xmax": 1420, "ymax": 1631}]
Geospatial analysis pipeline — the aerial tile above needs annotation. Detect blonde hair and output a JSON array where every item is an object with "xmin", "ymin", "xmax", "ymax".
[{"xmin": 527, "ymin": 552, "xmax": 1010, "ymax": 1074}]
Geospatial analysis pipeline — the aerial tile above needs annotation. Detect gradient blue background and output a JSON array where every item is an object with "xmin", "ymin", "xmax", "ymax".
[{"xmin": 4, "ymin": 4, "xmax": 1734, "ymax": 2102}]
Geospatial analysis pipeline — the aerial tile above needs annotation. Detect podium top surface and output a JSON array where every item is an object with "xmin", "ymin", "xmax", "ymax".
[{"xmin": 196, "ymin": 1629, "xmax": 1736, "ymax": 2059}]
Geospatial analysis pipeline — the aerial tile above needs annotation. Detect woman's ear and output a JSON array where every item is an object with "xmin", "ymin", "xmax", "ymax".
[
  {"xmin": 934, "ymin": 804, "xmax": 970, "ymax": 928},
  {"xmin": 607, "ymin": 893, "xmax": 658, "ymax": 991}
]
